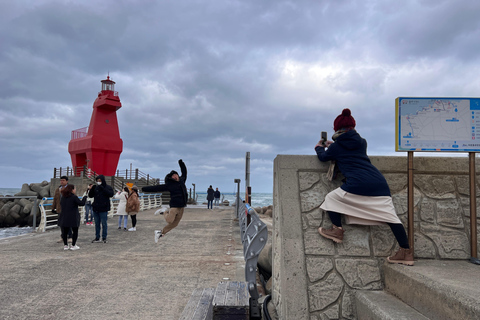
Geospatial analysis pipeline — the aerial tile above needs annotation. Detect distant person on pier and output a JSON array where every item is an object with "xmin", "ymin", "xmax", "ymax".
[
  {"xmin": 126, "ymin": 186, "xmax": 140, "ymax": 231},
  {"xmin": 88, "ymin": 175, "xmax": 114, "ymax": 243},
  {"xmin": 83, "ymin": 184, "xmax": 94, "ymax": 225},
  {"xmin": 52, "ymin": 175, "xmax": 72, "ymax": 243},
  {"xmin": 142, "ymin": 159, "xmax": 187, "ymax": 242},
  {"xmin": 207, "ymin": 185, "xmax": 214, "ymax": 209},
  {"xmin": 315, "ymin": 108, "xmax": 413, "ymax": 266},
  {"xmin": 114, "ymin": 187, "xmax": 129, "ymax": 231},
  {"xmin": 59, "ymin": 184, "xmax": 87, "ymax": 250},
  {"xmin": 214, "ymin": 188, "xmax": 221, "ymax": 206}
]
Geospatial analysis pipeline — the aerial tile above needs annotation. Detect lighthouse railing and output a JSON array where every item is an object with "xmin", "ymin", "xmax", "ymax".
[{"xmin": 71, "ymin": 127, "xmax": 88, "ymax": 140}]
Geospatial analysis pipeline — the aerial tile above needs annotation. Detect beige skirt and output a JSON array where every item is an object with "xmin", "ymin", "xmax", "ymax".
[{"xmin": 320, "ymin": 187, "xmax": 401, "ymax": 226}]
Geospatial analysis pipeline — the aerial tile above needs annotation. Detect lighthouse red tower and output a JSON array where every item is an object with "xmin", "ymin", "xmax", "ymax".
[{"xmin": 68, "ymin": 76, "xmax": 123, "ymax": 176}]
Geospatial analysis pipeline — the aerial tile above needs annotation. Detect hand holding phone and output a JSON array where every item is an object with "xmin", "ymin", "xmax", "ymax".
[{"xmin": 321, "ymin": 131, "xmax": 327, "ymax": 146}]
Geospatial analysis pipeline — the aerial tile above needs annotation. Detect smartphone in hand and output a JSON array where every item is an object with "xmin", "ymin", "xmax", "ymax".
[{"xmin": 321, "ymin": 131, "xmax": 327, "ymax": 146}]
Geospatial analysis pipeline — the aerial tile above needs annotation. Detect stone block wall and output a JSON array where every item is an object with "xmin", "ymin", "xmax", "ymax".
[{"xmin": 272, "ymin": 155, "xmax": 480, "ymax": 320}]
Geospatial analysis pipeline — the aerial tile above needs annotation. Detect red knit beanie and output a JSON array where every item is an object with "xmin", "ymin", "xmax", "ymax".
[{"xmin": 333, "ymin": 108, "xmax": 356, "ymax": 132}]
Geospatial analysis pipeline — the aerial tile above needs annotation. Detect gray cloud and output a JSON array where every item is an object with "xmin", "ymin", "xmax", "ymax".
[{"xmin": 1, "ymin": 0, "xmax": 479, "ymax": 192}]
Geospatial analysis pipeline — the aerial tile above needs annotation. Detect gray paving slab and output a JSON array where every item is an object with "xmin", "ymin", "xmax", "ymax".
[{"xmin": 0, "ymin": 207, "xmax": 245, "ymax": 320}]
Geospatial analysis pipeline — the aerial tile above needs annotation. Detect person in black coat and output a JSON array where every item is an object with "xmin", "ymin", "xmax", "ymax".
[
  {"xmin": 59, "ymin": 184, "xmax": 87, "ymax": 250},
  {"xmin": 143, "ymin": 159, "xmax": 187, "ymax": 241},
  {"xmin": 206, "ymin": 185, "xmax": 214, "ymax": 209},
  {"xmin": 88, "ymin": 175, "xmax": 114, "ymax": 243}
]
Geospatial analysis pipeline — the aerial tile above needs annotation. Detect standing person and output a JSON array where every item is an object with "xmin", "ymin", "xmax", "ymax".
[
  {"xmin": 315, "ymin": 108, "xmax": 413, "ymax": 266},
  {"xmin": 126, "ymin": 186, "xmax": 141, "ymax": 231},
  {"xmin": 142, "ymin": 159, "xmax": 187, "ymax": 242},
  {"xmin": 59, "ymin": 184, "xmax": 87, "ymax": 250},
  {"xmin": 52, "ymin": 176, "xmax": 72, "ymax": 243},
  {"xmin": 206, "ymin": 185, "xmax": 214, "ymax": 209},
  {"xmin": 214, "ymin": 188, "xmax": 221, "ymax": 207},
  {"xmin": 114, "ymin": 187, "xmax": 129, "ymax": 231},
  {"xmin": 83, "ymin": 184, "xmax": 94, "ymax": 225},
  {"xmin": 88, "ymin": 175, "xmax": 114, "ymax": 243}
]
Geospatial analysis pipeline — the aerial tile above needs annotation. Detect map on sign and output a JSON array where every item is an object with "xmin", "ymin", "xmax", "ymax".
[{"xmin": 395, "ymin": 97, "xmax": 480, "ymax": 152}]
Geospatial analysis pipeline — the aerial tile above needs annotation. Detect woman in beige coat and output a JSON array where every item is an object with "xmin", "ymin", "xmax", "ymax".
[{"xmin": 126, "ymin": 186, "xmax": 141, "ymax": 231}]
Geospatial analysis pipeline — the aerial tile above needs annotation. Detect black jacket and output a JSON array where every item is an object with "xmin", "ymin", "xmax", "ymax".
[
  {"xmin": 59, "ymin": 194, "xmax": 87, "ymax": 228},
  {"xmin": 207, "ymin": 188, "xmax": 215, "ymax": 201},
  {"xmin": 142, "ymin": 160, "xmax": 188, "ymax": 208},
  {"xmin": 88, "ymin": 175, "xmax": 114, "ymax": 212}
]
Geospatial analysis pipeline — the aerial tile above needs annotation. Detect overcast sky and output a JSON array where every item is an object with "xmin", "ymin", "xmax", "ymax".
[{"xmin": 1, "ymin": 0, "xmax": 480, "ymax": 193}]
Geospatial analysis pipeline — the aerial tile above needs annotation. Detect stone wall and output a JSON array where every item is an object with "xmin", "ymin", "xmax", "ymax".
[{"xmin": 272, "ymin": 155, "xmax": 480, "ymax": 320}]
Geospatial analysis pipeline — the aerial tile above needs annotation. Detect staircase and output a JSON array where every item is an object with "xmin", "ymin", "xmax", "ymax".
[{"xmin": 356, "ymin": 260, "xmax": 480, "ymax": 319}]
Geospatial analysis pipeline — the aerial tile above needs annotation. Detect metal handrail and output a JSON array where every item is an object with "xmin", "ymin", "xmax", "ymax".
[
  {"xmin": 235, "ymin": 193, "xmax": 268, "ymax": 318},
  {"xmin": 37, "ymin": 193, "xmax": 163, "ymax": 232},
  {"xmin": 52, "ymin": 167, "xmax": 161, "ymax": 186}
]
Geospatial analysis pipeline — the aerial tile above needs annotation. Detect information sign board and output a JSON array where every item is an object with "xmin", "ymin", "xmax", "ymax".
[{"xmin": 396, "ymin": 97, "xmax": 480, "ymax": 152}]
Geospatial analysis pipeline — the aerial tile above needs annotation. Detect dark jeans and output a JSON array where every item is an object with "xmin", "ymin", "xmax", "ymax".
[
  {"xmin": 61, "ymin": 227, "xmax": 72, "ymax": 239},
  {"xmin": 62, "ymin": 227, "xmax": 78, "ymax": 246},
  {"xmin": 84, "ymin": 204, "xmax": 93, "ymax": 223},
  {"xmin": 207, "ymin": 200, "xmax": 213, "ymax": 209},
  {"xmin": 93, "ymin": 211, "xmax": 108, "ymax": 240},
  {"xmin": 131, "ymin": 215, "xmax": 137, "ymax": 228},
  {"xmin": 327, "ymin": 210, "xmax": 409, "ymax": 249}
]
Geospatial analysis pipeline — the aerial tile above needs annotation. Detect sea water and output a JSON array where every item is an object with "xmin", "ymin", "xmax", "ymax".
[{"xmin": 195, "ymin": 192, "xmax": 273, "ymax": 208}]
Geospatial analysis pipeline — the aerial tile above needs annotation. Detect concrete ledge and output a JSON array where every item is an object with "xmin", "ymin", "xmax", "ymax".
[
  {"xmin": 384, "ymin": 260, "xmax": 480, "ymax": 320},
  {"xmin": 356, "ymin": 290, "xmax": 429, "ymax": 320}
]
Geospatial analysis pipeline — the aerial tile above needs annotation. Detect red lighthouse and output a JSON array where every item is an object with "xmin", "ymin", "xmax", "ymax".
[{"xmin": 68, "ymin": 76, "xmax": 123, "ymax": 176}]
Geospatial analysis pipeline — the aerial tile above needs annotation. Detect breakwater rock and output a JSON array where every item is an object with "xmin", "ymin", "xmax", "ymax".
[
  {"xmin": 253, "ymin": 205, "xmax": 273, "ymax": 217},
  {"xmin": 0, "ymin": 181, "xmax": 51, "ymax": 227}
]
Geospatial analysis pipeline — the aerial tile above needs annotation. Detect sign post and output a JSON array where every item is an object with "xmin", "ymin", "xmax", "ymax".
[{"xmin": 396, "ymin": 97, "xmax": 480, "ymax": 264}]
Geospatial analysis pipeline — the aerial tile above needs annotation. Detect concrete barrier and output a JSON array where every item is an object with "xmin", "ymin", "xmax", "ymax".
[{"xmin": 272, "ymin": 155, "xmax": 480, "ymax": 319}]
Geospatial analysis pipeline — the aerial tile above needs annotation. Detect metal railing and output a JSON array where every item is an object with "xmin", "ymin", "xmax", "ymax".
[
  {"xmin": 234, "ymin": 193, "xmax": 268, "ymax": 319},
  {"xmin": 52, "ymin": 167, "xmax": 161, "ymax": 186},
  {"xmin": 37, "ymin": 193, "xmax": 163, "ymax": 232}
]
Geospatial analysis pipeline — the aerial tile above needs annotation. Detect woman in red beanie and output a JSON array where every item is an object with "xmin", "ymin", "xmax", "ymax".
[{"xmin": 314, "ymin": 108, "xmax": 413, "ymax": 266}]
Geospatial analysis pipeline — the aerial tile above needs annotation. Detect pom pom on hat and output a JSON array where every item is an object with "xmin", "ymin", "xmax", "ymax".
[{"xmin": 333, "ymin": 108, "xmax": 356, "ymax": 131}]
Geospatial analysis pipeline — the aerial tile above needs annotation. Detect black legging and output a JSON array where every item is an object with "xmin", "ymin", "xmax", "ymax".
[
  {"xmin": 62, "ymin": 227, "xmax": 78, "ymax": 246},
  {"xmin": 131, "ymin": 215, "xmax": 137, "ymax": 228},
  {"xmin": 327, "ymin": 211, "xmax": 409, "ymax": 249}
]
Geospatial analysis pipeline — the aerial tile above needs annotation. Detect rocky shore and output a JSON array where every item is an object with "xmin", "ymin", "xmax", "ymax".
[{"xmin": 0, "ymin": 181, "xmax": 51, "ymax": 228}]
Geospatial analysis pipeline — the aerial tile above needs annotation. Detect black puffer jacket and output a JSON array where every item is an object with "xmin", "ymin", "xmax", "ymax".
[
  {"xmin": 88, "ymin": 175, "xmax": 114, "ymax": 212},
  {"xmin": 142, "ymin": 160, "xmax": 188, "ymax": 208}
]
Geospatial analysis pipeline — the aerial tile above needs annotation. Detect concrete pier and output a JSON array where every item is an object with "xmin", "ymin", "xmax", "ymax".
[{"xmin": 0, "ymin": 207, "xmax": 245, "ymax": 320}]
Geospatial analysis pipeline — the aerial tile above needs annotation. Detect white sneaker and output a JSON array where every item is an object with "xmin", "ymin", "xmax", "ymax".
[
  {"xmin": 70, "ymin": 245, "xmax": 80, "ymax": 251},
  {"xmin": 63, "ymin": 245, "xmax": 69, "ymax": 251},
  {"xmin": 128, "ymin": 227, "xmax": 136, "ymax": 231},
  {"xmin": 154, "ymin": 230, "xmax": 162, "ymax": 243}
]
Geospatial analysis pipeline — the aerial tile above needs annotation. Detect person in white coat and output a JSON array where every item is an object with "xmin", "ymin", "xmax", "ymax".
[{"xmin": 115, "ymin": 187, "xmax": 129, "ymax": 231}]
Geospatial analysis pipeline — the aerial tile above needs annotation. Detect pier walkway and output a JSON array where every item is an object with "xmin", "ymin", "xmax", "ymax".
[{"xmin": 0, "ymin": 207, "xmax": 245, "ymax": 320}]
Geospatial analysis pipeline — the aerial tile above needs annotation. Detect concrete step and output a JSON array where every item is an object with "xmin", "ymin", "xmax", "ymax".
[
  {"xmin": 356, "ymin": 290, "xmax": 430, "ymax": 320},
  {"xmin": 384, "ymin": 260, "xmax": 480, "ymax": 320},
  {"xmin": 179, "ymin": 288, "xmax": 215, "ymax": 320}
]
